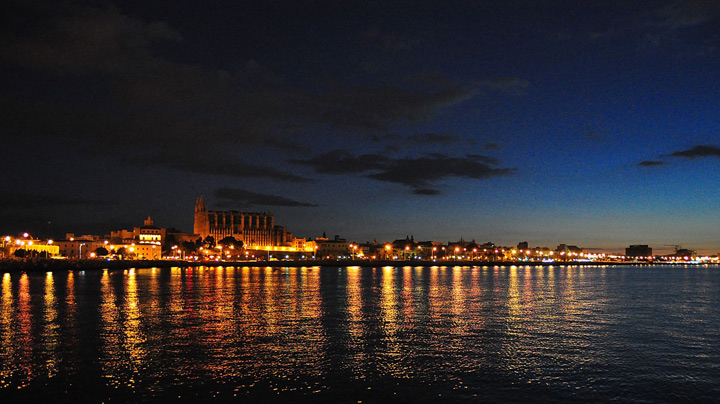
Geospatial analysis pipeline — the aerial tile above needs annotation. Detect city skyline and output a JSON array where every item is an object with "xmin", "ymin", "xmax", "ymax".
[{"xmin": 2, "ymin": 1, "xmax": 720, "ymax": 253}]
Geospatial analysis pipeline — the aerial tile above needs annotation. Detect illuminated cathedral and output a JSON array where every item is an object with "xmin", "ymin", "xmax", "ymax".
[{"xmin": 193, "ymin": 196, "xmax": 289, "ymax": 247}]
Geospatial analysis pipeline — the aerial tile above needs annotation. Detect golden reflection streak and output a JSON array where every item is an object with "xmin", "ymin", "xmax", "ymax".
[
  {"xmin": 42, "ymin": 272, "xmax": 59, "ymax": 379},
  {"xmin": 0, "ymin": 273, "xmax": 15, "ymax": 388},
  {"xmin": 345, "ymin": 266, "xmax": 363, "ymax": 344},
  {"xmin": 297, "ymin": 266, "xmax": 326, "ymax": 376},
  {"xmin": 556, "ymin": 266, "xmax": 583, "ymax": 341},
  {"xmin": 168, "ymin": 267, "xmax": 184, "ymax": 335},
  {"xmin": 380, "ymin": 266, "xmax": 412, "ymax": 379},
  {"xmin": 532, "ymin": 266, "xmax": 557, "ymax": 338},
  {"xmin": 506, "ymin": 266, "xmax": 522, "ymax": 334},
  {"xmin": 236, "ymin": 267, "xmax": 253, "ymax": 343},
  {"xmin": 122, "ymin": 269, "xmax": 147, "ymax": 389},
  {"xmin": 147, "ymin": 267, "xmax": 160, "ymax": 316},
  {"xmin": 99, "ymin": 269, "xmax": 123, "ymax": 388},
  {"xmin": 262, "ymin": 267, "xmax": 280, "ymax": 338},
  {"xmin": 65, "ymin": 271, "xmax": 76, "ymax": 319},
  {"xmin": 205, "ymin": 266, "xmax": 238, "ymax": 379},
  {"xmin": 380, "ymin": 267, "xmax": 398, "ymax": 334},
  {"xmin": 497, "ymin": 265, "xmax": 528, "ymax": 377},
  {"xmin": 466, "ymin": 266, "xmax": 485, "ymax": 332},
  {"xmin": 450, "ymin": 266, "xmax": 467, "ymax": 334},
  {"xmin": 62, "ymin": 271, "xmax": 78, "ymax": 380},
  {"xmin": 17, "ymin": 273, "xmax": 33, "ymax": 387},
  {"xmin": 401, "ymin": 267, "xmax": 413, "ymax": 323},
  {"xmin": 380, "ymin": 267, "xmax": 400, "ymax": 347},
  {"xmin": 427, "ymin": 266, "xmax": 442, "ymax": 326},
  {"xmin": 344, "ymin": 266, "xmax": 367, "ymax": 381}
]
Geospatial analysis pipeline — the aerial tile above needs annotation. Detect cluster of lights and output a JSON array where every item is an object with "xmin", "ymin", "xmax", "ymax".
[{"xmin": 3, "ymin": 230, "xmax": 719, "ymax": 264}]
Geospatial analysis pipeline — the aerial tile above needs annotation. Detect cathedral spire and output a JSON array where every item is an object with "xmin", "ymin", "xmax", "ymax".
[{"xmin": 195, "ymin": 196, "xmax": 206, "ymax": 213}]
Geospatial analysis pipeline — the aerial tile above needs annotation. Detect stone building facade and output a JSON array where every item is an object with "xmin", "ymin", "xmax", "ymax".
[{"xmin": 193, "ymin": 196, "xmax": 288, "ymax": 247}]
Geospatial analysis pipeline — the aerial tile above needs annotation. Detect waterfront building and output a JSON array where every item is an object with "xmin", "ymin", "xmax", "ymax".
[
  {"xmin": 55, "ymin": 239, "xmax": 103, "ymax": 259},
  {"xmin": 556, "ymin": 244, "xmax": 587, "ymax": 258},
  {"xmin": 626, "ymin": 244, "xmax": 653, "ymax": 258},
  {"xmin": 110, "ymin": 216, "xmax": 165, "ymax": 246},
  {"xmin": 290, "ymin": 237, "xmax": 318, "ymax": 257},
  {"xmin": 9, "ymin": 239, "xmax": 59, "ymax": 258},
  {"xmin": 667, "ymin": 248, "xmax": 697, "ymax": 260},
  {"xmin": 193, "ymin": 196, "xmax": 289, "ymax": 248},
  {"xmin": 315, "ymin": 234, "xmax": 350, "ymax": 259}
]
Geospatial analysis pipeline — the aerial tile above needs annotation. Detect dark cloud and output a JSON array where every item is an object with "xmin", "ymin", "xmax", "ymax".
[
  {"xmin": 413, "ymin": 189, "xmax": 441, "ymax": 196},
  {"xmin": 317, "ymin": 85, "xmax": 476, "ymax": 130},
  {"xmin": 0, "ymin": 98, "xmax": 309, "ymax": 182},
  {"xmin": 668, "ymin": 145, "xmax": 720, "ymax": 158},
  {"xmin": 638, "ymin": 160, "xmax": 666, "ymax": 167},
  {"xmin": 2, "ymin": 3, "xmax": 518, "ymax": 182},
  {"xmin": 466, "ymin": 154, "xmax": 499, "ymax": 164},
  {"xmin": 2, "ymin": 3, "xmax": 183, "ymax": 76},
  {"xmin": 369, "ymin": 132, "xmax": 461, "ymax": 146},
  {"xmin": 0, "ymin": 193, "xmax": 105, "ymax": 210},
  {"xmin": 288, "ymin": 150, "xmax": 389, "ymax": 174},
  {"xmin": 366, "ymin": 155, "xmax": 514, "ymax": 189},
  {"xmin": 142, "ymin": 152, "xmax": 312, "ymax": 183},
  {"xmin": 291, "ymin": 150, "xmax": 514, "ymax": 194},
  {"xmin": 215, "ymin": 188, "xmax": 318, "ymax": 208},
  {"xmin": 407, "ymin": 133, "xmax": 460, "ymax": 144},
  {"xmin": 484, "ymin": 142, "xmax": 500, "ymax": 150}
]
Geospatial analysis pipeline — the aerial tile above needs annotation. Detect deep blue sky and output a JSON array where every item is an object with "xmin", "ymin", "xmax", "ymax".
[{"xmin": 2, "ymin": 0, "xmax": 719, "ymax": 253}]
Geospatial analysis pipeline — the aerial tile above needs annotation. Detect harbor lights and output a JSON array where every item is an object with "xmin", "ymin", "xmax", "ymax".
[{"xmin": 2, "ymin": 236, "xmax": 10, "ymax": 257}]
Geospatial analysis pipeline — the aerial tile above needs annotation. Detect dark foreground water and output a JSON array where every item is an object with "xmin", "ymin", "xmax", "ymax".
[{"xmin": 1, "ymin": 265, "xmax": 719, "ymax": 403}]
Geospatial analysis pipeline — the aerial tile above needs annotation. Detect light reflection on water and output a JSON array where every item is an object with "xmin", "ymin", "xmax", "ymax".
[{"xmin": 0, "ymin": 265, "xmax": 719, "ymax": 402}]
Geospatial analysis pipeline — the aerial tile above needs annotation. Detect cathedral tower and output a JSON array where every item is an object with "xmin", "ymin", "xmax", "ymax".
[{"xmin": 193, "ymin": 196, "xmax": 209, "ymax": 237}]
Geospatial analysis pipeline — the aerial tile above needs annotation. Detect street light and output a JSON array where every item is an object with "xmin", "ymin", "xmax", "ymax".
[{"xmin": 2, "ymin": 236, "xmax": 9, "ymax": 258}]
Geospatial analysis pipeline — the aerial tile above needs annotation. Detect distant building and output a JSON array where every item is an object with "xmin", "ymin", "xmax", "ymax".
[
  {"xmin": 315, "ymin": 235, "xmax": 349, "ymax": 259},
  {"xmin": 668, "ymin": 248, "xmax": 697, "ymax": 259},
  {"xmin": 110, "ymin": 216, "xmax": 165, "ymax": 246},
  {"xmin": 626, "ymin": 245, "xmax": 653, "ymax": 258},
  {"xmin": 9, "ymin": 239, "xmax": 59, "ymax": 258},
  {"xmin": 55, "ymin": 239, "xmax": 103, "ymax": 259},
  {"xmin": 193, "ymin": 196, "xmax": 289, "ymax": 248}
]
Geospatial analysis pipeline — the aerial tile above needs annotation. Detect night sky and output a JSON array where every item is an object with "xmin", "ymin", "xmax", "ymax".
[{"xmin": 2, "ymin": 1, "xmax": 720, "ymax": 253}]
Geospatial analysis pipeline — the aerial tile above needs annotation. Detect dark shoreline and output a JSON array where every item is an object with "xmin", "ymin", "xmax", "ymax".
[{"xmin": 0, "ymin": 258, "xmax": 707, "ymax": 272}]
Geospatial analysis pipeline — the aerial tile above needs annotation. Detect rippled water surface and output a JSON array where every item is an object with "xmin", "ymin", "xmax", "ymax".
[{"xmin": 1, "ymin": 265, "xmax": 719, "ymax": 402}]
